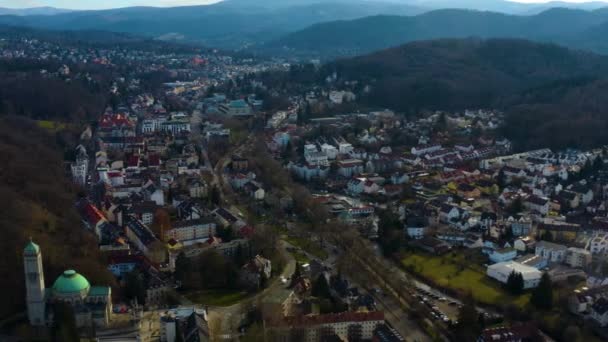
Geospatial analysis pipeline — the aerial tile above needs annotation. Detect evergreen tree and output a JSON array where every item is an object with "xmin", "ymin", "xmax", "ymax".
[
  {"xmin": 455, "ymin": 294, "xmax": 481, "ymax": 342},
  {"xmin": 497, "ymin": 169, "xmax": 507, "ymax": 189},
  {"xmin": 124, "ymin": 270, "xmax": 146, "ymax": 305},
  {"xmin": 174, "ymin": 252, "xmax": 191, "ymax": 285},
  {"xmin": 290, "ymin": 262, "xmax": 302, "ymax": 288},
  {"xmin": 260, "ymin": 272, "xmax": 268, "ymax": 289},
  {"xmin": 593, "ymin": 156, "xmax": 604, "ymax": 171},
  {"xmin": 506, "ymin": 271, "xmax": 524, "ymax": 295},
  {"xmin": 312, "ymin": 274, "xmax": 331, "ymax": 299},
  {"xmin": 210, "ymin": 186, "xmax": 221, "ymax": 206},
  {"xmin": 507, "ymin": 197, "xmax": 523, "ymax": 215},
  {"xmin": 530, "ymin": 273, "xmax": 553, "ymax": 310},
  {"xmin": 51, "ymin": 302, "xmax": 79, "ymax": 342}
]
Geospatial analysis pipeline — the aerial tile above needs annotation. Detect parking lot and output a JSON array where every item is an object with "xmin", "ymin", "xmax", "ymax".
[{"xmin": 414, "ymin": 287, "xmax": 459, "ymax": 325}]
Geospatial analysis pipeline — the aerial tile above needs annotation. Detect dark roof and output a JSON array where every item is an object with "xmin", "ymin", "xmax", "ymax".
[
  {"xmin": 406, "ymin": 216, "xmax": 428, "ymax": 228},
  {"xmin": 214, "ymin": 208, "xmax": 239, "ymax": 223},
  {"xmin": 457, "ymin": 183, "xmax": 476, "ymax": 192},
  {"xmin": 126, "ymin": 216, "xmax": 158, "ymax": 246},
  {"xmin": 481, "ymin": 212, "xmax": 498, "ymax": 221},
  {"xmin": 592, "ymin": 297, "xmax": 608, "ymax": 315},
  {"xmin": 374, "ymin": 324, "xmax": 405, "ymax": 342},
  {"xmin": 526, "ymin": 195, "xmax": 548, "ymax": 206},
  {"xmin": 173, "ymin": 217, "xmax": 216, "ymax": 228},
  {"xmin": 440, "ymin": 203, "xmax": 457, "ymax": 214}
]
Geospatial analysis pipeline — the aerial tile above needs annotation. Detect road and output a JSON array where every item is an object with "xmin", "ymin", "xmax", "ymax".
[{"xmin": 208, "ymin": 240, "xmax": 296, "ymax": 339}]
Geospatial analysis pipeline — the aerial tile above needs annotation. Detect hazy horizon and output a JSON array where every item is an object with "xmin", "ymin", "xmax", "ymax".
[{"xmin": 2, "ymin": 0, "xmax": 608, "ymax": 10}]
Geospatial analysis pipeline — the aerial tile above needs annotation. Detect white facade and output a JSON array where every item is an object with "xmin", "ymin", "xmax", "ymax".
[
  {"xmin": 535, "ymin": 241, "xmax": 567, "ymax": 263},
  {"xmin": 164, "ymin": 219, "xmax": 216, "ymax": 242},
  {"xmin": 24, "ymin": 242, "xmax": 46, "ymax": 326},
  {"xmin": 486, "ymin": 261, "xmax": 542, "ymax": 289},
  {"xmin": 565, "ymin": 247, "xmax": 591, "ymax": 268}
]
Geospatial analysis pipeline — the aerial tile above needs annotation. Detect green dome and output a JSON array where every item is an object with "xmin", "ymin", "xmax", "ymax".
[
  {"xmin": 52, "ymin": 270, "xmax": 90, "ymax": 295},
  {"xmin": 24, "ymin": 240, "xmax": 40, "ymax": 255}
]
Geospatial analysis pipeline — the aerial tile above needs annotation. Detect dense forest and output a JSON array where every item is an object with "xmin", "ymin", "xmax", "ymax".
[
  {"xmin": 0, "ymin": 117, "xmax": 115, "ymax": 320},
  {"xmin": 0, "ymin": 25, "xmax": 204, "ymax": 53},
  {"xmin": 267, "ymin": 8, "xmax": 608, "ymax": 58},
  {"xmin": 0, "ymin": 59, "xmax": 110, "ymax": 122},
  {"xmin": 323, "ymin": 38, "xmax": 608, "ymax": 150}
]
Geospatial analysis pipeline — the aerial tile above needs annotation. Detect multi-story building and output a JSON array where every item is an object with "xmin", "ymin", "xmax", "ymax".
[
  {"xmin": 164, "ymin": 218, "xmax": 217, "ymax": 243},
  {"xmin": 535, "ymin": 241, "xmax": 567, "ymax": 263},
  {"xmin": 269, "ymin": 311, "xmax": 384, "ymax": 341},
  {"xmin": 218, "ymin": 99, "xmax": 252, "ymax": 117},
  {"xmin": 565, "ymin": 247, "xmax": 592, "ymax": 268}
]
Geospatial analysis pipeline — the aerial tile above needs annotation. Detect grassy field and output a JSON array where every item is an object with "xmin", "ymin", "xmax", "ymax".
[
  {"xmin": 36, "ymin": 120, "xmax": 69, "ymax": 132},
  {"xmin": 291, "ymin": 250, "xmax": 311, "ymax": 264},
  {"xmin": 285, "ymin": 236, "xmax": 328, "ymax": 260},
  {"xmin": 184, "ymin": 289, "xmax": 250, "ymax": 307},
  {"xmin": 401, "ymin": 251, "xmax": 529, "ymax": 307}
]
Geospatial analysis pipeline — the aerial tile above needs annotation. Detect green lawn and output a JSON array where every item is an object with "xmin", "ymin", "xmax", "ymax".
[
  {"xmin": 401, "ymin": 251, "xmax": 530, "ymax": 307},
  {"xmin": 184, "ymin": 289, "xmax": 250, "ymax": 307},
  {"xmin": 291, "ymin": 250, "xmax": 311, "ymax": 264},
  {"xmin": 36, "ymin": 120, "xmax": 68, "ymax": 132},
  {"xmin": 286, "ymin": 236, "xmax": 328, "ymax": 260}
]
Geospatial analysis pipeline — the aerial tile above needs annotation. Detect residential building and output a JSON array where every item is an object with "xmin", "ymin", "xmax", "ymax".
[
  {"xmin": 160, "ymin": 307, "xmax": 209, "ymax": 342},
  {"xmin": 565, "ymin": 247, "xmax": 592, "ymax": 268},
  {"xmin": 535, "ymin": 241, "xmax": 567, "ymax": 263},
  {"xmin": 269, "ymin": 311, "xmax": 384, "ymax": 341},
  {"xmin": 405, "ymin": 216, "xmax": 428, "ymax": 240},
  {"xmin": 591, "ymin": 297, "xmax": 608, "ymax": 327},
  {"xmin": 589, "ymin": 232, "xmax": 608, "ymax": 254},
  {"xmin": 337, "ymin": 159, "xmax": 365, "ymax": 178},
  {"xmin": 240, "ymin": 255, "xmax": 272, "ymax": 289},
  {"xmin": 489, "ymin": 248, "xmax": 518, "ymax": 263},
  {"xmin": 537, "ymin": 218, "xmax": 581, "ymax": 242},
  {"xmin": 164, "ymin": 218, "xmax": 217, "ymax": 243},
  {"xmin": 126, "ymin": 217, "xmax": 165, "ymax": 263},
  {"xmin": 218, "ymin": 99, "xmax": 252, "ymax": 117}
]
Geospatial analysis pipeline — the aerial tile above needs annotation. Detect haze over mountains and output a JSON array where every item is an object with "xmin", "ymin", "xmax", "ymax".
[
  {"xmin": 2, "ymin": 0, "xmax": 608, "ymax": 53},
  {"xmin": 270, "ymin": 8, "xmax": 608, "ymax": 57},
  {"xmin": 0, "ymin": 7, "xmax": 72, "ymax": 16}
]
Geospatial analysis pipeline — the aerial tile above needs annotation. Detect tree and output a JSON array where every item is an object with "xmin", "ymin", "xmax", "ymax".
[
  {"xmin": 217, "ymin": 226, "xmax": 234, "ymax": 242},
  {"xmin": 151, "ymin": 208, "xmax": 171, "ymax": 241},
  {"xmin": 507, "ymin": 197, "xmax": 523, "ymax": 215},
  {"xmin": 593, "ymin": 156, "xmax": 604, "ymax": 171},
  {"xmin": 210, "ymin": 186, "xmax": 221, "ymax": 206},
  {"xmin": 506, "ymin": 271, "xmax": 524, "ymax": 295},
  {"xmin": 455, "ymin": 294, "xmax": 481, "ymax": 342},
  {"xmin": 51, "ymin": 302, "xmax": 79, "ymax": 342},
  {"xmin": 497, "ymin": 169, "xmax": 507, "ymax": 189},
  {"xmin": 174, "ymin": 252, "xmax": 191, "ymax": 285},
  {"xmin": 124, "ymin": 270, "xmax": 146, "ymax": 305},
  {"xmin": 290, "ymin": 262, "xmax": 302, "ymax": 288},
  {"xmin": 312, "ymin": 274, "xmax": 331, "ymax": 299},
  {"xmin": 562, "ymin": 325, "xmax": 582, "ymax": 342},
  {"xmin": 530, "ymin": 273, "xmax": 553, "ymax": 310},
  {"xmin": 260, "ymin": 272, "xmax": 268, "ymax": 289}
]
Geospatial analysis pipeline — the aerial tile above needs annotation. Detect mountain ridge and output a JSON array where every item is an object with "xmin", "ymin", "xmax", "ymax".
[{"xmin": 267, "ymin": 7, "xmax": 608, "ymax": 57}]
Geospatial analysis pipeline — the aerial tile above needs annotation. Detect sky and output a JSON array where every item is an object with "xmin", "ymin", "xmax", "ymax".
[
  {"xmin": 0, "ymin": 0, "xmax": 606, "ymax": 10},
  {"xmin": 0, "ymin": 0, "xmax": 221, "ymax": 10}
]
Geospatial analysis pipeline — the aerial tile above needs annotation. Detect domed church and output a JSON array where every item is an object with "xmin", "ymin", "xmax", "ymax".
[{"xmin": 24, "ymin": 240, "xmax": 112, "ymax": 328}]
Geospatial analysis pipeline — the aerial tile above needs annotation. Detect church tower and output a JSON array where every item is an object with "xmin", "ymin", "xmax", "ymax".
[{"xmin": 23, "ymin": 239, "xmax": 46, "ymax": 326}]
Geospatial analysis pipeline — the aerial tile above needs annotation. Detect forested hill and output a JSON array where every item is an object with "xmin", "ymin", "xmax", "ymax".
[
  {"xmin": 267, "ymin": 8, "xmax": 608, "ymax": 57},
  {"xmin": 324, "ymin": 38, "xmax": 608, "ymax": 149},
  {"xmin": 328, "ymin": 38, "xmax": 608, "ymax": 112},
  {"xmin": 0, "ymin": 117, "xmax": 116, "ymax": 320}
]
